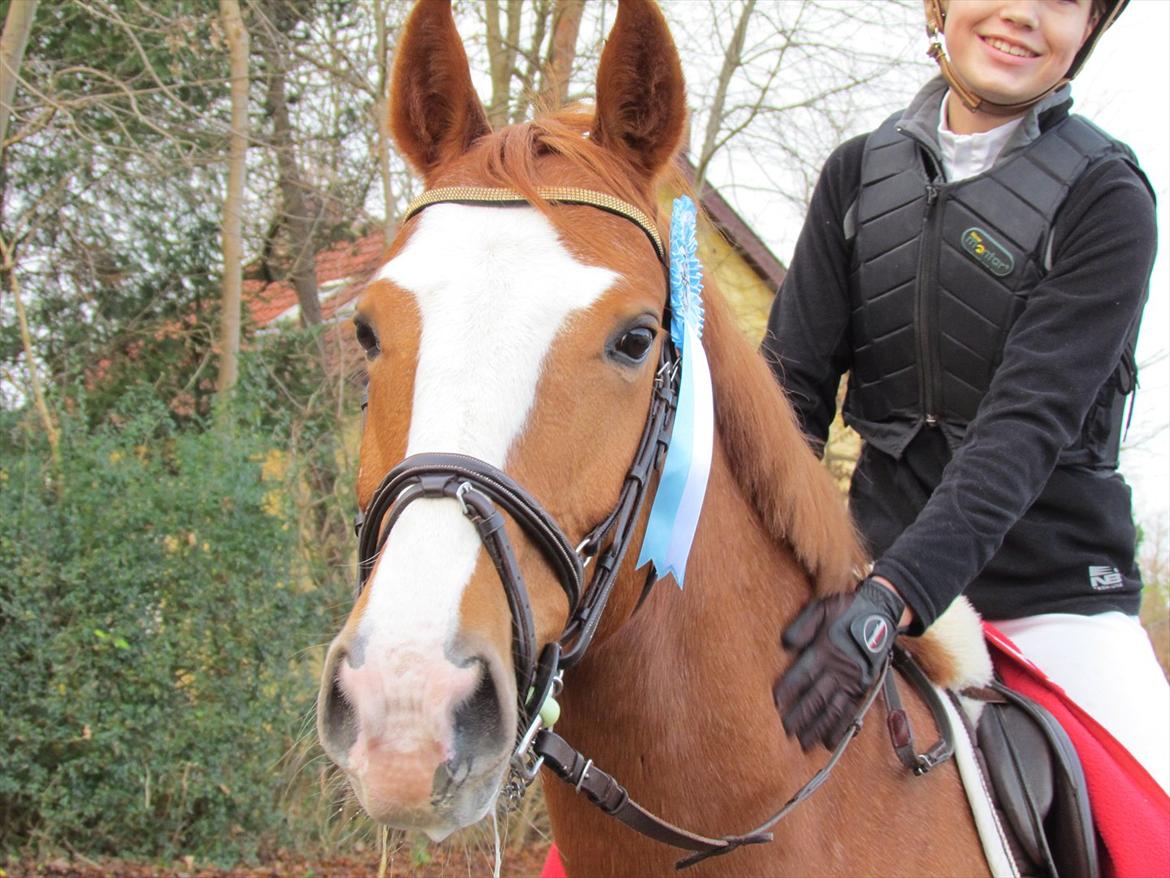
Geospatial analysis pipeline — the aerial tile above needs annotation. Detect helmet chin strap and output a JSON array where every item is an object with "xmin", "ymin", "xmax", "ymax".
[
  {"xmin": 923, "ymin": 0, "xmax": 1067, "ymax": 118},
  {"xmin": 923, "ymin": 0, "xmax": 1126, "ymax": 120}
]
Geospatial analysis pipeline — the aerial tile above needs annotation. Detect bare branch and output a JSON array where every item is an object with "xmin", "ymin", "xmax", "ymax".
[
  {"xmin": 695, "ymin": 0, "xmax": 755, "ymax": 193},
  {"xmin": 0, "ymin": 232, "xmax": 59, "ymax": 466}
]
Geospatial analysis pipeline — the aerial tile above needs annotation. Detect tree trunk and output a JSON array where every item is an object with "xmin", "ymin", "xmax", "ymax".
[
  {"xmin": 374, "ymin": 0, "xmax": 395, "ymax": 244},
  {"xmin": 510, "ymin": 0, "xmax": 550, "ymax": 124},
  {"xmin": 485, "ymin": 0, "xmax": 522, "ymax": 128},
  {"xmin": 537, "ymin": 0, "xmax": 584, "ymax": 112},
  {"xmin": 0, "ymin": 0, "xmax": 37, "ymax": 157},
  {"xmin": 695, "ymin": 0, "xmax": 756, "ymax": 194},
  {"xmin": 216, "ymin": 0, "xmax": 249, "ymax": 406},
  {"xmin": 262, "ymin": 42, "xmax": 323, "ymax": 328},
  {"xmin": 1, "ymin": 233, "xmax": 58, "ymax": 466}
]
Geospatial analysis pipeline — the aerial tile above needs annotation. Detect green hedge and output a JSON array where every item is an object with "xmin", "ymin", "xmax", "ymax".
[{"xmin": 0, "ymin": 390, "xmax": 332, "ymax": 863}]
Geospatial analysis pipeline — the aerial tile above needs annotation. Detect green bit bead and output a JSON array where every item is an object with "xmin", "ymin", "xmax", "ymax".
[{"xmin": 539, "ymin": 695, "xmax": 561, "ymax": 729}]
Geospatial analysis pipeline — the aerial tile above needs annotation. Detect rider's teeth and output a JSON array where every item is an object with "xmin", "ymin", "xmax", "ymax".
[{"xmin": 986, "ymin": 37, "xmax": 1033, "ymax": 58}]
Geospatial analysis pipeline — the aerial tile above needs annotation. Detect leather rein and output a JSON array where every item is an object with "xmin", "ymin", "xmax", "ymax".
[{"xmin": 353, "ymin": 186, "xmax": 953, "ymax": 869}]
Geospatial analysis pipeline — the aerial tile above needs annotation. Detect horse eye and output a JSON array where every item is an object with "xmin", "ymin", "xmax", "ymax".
[
  {"xmin": 354, "ymin": 319, "xmax": 380, "ymax": 360},
  {"xmin": 612, "ymin": 326, "xmax": 656, "ymax": 363}
]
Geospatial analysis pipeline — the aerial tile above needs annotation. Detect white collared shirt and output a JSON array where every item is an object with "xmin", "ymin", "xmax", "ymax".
[{"xmin": 937, "ymin": 92, "xmax": 1025, "ymax": 182}]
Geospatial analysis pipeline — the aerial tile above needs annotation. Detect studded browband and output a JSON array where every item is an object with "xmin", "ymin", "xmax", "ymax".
[{"xmin": 403, "ymin": 185, "xmax": 666, "ymax": 264}]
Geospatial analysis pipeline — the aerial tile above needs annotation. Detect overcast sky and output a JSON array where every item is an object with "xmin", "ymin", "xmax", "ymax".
[{"xmin": 1077, "ymin": 1, "xmax": 1170, "ymax": 531}]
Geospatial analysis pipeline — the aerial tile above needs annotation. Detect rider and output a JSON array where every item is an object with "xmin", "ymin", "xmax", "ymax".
[{"xmin": 764, "ymin": 0, "xmax": 1168, "ymax": 793}]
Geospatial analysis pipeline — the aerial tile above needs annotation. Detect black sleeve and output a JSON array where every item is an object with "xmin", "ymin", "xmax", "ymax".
[
  {"xmin": 761, "ymin": 135, "xmax": 867, "ymax": 452},
  {"xmin": 873, "ymin": 159, "xmax": 1157, "ymax": 629}
]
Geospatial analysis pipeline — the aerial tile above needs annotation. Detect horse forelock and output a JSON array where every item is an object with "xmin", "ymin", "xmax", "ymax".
[{"xmin": 434, "ymin": 107, "xmax": 681, "ymax": 259}]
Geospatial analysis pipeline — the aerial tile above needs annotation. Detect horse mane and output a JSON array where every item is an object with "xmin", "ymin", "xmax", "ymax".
[
  {"xmin": 699, "ymin": 263, "xmax": 866, "ymax": 594},
  {"xmin": 456, "ymin": 107, "xmax": 672, "ymax": 247},
  {"xmin": 457, "ymin": 107, "xmax": 866, "ymax": 594}
]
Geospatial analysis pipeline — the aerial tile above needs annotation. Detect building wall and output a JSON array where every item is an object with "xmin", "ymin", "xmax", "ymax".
[{"xmin": 696, "ymin": 219, "xmax": 777, "ymax": 347}]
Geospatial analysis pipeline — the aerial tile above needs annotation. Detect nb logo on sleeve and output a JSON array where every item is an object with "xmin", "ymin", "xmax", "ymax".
[{"xmin": 1088, "ymin": 565, "xmax": 1124, "ymax": 591}]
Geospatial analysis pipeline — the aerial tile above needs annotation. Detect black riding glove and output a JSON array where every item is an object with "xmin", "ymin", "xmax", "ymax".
[{"xmin": 772, "ymin": 577, "xmax": 905, "ymax": 752}]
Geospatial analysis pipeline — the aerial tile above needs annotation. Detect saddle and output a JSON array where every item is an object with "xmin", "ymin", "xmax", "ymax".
[
  {"xmin": 886, "ymin": 646, "xmax": 1098, "ymax": 877},
  {"xmin": 969, "ymin": 681, "xmax": 1099, "ymax": 878}
]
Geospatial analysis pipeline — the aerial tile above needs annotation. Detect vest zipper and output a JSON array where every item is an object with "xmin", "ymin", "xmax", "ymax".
[{"xmin": 917, "ymin": 178, "xmax": 944, "ymax": 426}]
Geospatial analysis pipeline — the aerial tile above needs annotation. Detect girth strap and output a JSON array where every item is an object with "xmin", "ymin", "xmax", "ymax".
[{"xmin": 883, "ymin": 645, "xmax": 957, "ymax": 775}]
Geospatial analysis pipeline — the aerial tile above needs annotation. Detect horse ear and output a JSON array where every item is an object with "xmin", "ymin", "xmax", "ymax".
[
  {"xmin": 590, "ymin": 0, "xmax": 686, "ymax": 182},
  {"xmin": 389, "ymin": 0, "xmax": 491, "ymax": 182}
]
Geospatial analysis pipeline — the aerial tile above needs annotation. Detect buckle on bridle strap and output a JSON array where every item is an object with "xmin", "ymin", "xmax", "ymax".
[{"xmin": 883, "ymin": 645, "xmax": 957, "ymax": 776}]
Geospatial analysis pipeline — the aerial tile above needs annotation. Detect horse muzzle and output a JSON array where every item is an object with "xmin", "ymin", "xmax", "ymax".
[{"xmin": 317, "ymin": 633, "xmax": 514, "ymax": 836}]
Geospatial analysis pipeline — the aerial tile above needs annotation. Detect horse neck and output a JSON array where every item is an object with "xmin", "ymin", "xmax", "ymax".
[
  {"xmin": 542, "ymin": 442, "xmax": 987, "ymax": 878},
  {"xmin": 631, "ymin": 436, "xmax": 811, "ymax": 675},
  {"xmin": 554, "ymin": 429, "xmax": 813, "ymax": 802}
]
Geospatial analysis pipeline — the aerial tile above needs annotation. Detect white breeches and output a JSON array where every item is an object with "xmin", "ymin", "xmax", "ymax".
[{"xmin": 995, "ymin": 611, "xmax": 1170, "ymax": 795}]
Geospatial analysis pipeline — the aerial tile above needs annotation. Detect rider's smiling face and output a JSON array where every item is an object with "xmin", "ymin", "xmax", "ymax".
[{"xmin": 942, "ymin": 0, "xmax": 1097, "ymax": 107}]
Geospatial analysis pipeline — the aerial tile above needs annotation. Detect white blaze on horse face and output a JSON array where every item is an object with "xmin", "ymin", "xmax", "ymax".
[{"xmin": 360, "ymin": 203, "xmax": 617, "ymax": 666}]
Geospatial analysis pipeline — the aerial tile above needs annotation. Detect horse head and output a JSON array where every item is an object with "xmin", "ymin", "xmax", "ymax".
[{"xmin": 316, "ymin": 0, "xmax": 689, "ymax": 839}]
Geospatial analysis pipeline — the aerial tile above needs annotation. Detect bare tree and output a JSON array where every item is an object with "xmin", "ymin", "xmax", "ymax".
[
  {"xmin": 536, "ymin": 0, "xmax": 585, "ymax": 112},
  {"xmin": 470, "ymin": 0, "xmax": 599, "ymax": 125},
  {"xmin": 693, "ymin": 0, "xmax": 755, "ymax": 194},
  {"xmin": 484, "ymin": 0, "xmax": 522, "ymax": 128},
  {"xmin": 679, "ymin": 0, "xmax": 924, "ymax": 214},
  {"xmin": 0, "ymin": 0, "xmax": 38, "ymax": 160},
  {"xmin": 216, "ymin": 0, "xmax": 250, "ymax": 405},
  {"xmin": 252, "ymin": 1, "xmax": 408, "ymax": 246},
  {"xmin": 255, "ymin": 0, "xmax": 324, "ymax": 329}
]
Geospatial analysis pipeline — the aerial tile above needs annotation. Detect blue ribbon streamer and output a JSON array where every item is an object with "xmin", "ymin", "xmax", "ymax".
[{"xmin": 636, "ymin": 196, "xmax": 714, "ymax": 589}]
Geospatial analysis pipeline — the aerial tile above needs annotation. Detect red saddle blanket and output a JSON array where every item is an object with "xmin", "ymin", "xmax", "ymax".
[
  {"xmin": 540, "ymin": 845, "xmax": 566, "ymax": 878},
  {"xmin": 539, "ymin": 627, "xmax": 1169, "ymax": 878},
  {"xmin": 983, "ymin": 622, "xmax": 1170, "ymax": 878}
]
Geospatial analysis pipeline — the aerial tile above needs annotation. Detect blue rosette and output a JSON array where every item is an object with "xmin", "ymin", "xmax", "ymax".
[{"xmin": 636, "ymin": 196, "xmax": 714, "ymax": 589}]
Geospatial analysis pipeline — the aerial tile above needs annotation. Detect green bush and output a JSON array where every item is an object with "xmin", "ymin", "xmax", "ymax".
[{"xmin": 0, "ymin": 388, "xmax": 331, "ymax": 863}]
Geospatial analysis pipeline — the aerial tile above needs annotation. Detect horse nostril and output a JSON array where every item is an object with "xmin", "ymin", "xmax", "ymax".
[
  {"xmin": 452, "ymin": 659, "xmax": 506, "ymax": 759},
  {"xmin": 320, "ymin": 662, "xmax": 358, "ymax": 759}
]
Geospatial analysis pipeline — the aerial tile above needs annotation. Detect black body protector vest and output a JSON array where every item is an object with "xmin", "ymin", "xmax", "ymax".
[{"xmin": 845, "ymin": 114, "xmax": 1144, "ymax": 467}]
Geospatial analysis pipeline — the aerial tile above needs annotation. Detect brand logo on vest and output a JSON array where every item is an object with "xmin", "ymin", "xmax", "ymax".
[{"xmin": 961, "ymin": 227, "xmax": 1014, "ymax": 278}]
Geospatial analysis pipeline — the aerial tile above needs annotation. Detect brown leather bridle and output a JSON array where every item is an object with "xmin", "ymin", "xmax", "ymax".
[
  {"xmin": 353, "ymin": 183, "xmax": 682, "ymax": 784},
  {"xmin": 352, "ymin": 186, "xmax": 951, "ymax": 869}
]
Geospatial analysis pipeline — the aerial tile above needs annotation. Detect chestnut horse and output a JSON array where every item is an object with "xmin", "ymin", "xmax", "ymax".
[{"xmin": 316, "ymin": 0, "xmax": 989, "ymax": 874}]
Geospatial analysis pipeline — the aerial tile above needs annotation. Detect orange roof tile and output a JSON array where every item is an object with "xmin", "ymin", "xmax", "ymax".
[{"xmin": 247, "ymin": 234, "xmax": 387, "ymax": 328}]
